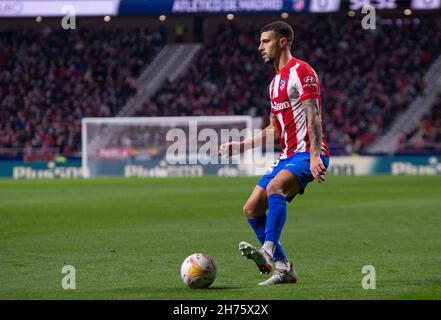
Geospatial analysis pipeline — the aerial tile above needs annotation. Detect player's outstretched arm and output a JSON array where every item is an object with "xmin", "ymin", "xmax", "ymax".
[
  {"xmin": 218, "ymin": 113, "xmax": 279, "ymax": 157},
  {"xmin": 302, "ymin": 98, "xmax": 327, "ymax": 183}
]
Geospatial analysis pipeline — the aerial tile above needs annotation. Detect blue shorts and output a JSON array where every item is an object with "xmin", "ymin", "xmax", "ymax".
[{"xmin": 257, "ymin": 152, "xmax": 330, "ymax": 202}]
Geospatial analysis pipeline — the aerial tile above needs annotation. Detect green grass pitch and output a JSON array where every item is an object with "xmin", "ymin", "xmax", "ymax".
[{"xmin": 0, "ymin": 176, "xmax": 440, "ymax": 300}]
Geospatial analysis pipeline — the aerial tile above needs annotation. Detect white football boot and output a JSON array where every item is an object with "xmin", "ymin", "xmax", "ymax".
[
  {"xmin": 258, "ymin": 262, "xmax": 298, "ymax": 285},
  {"xmin": 239, "ymin": 241, "xmax": 273, "ymax": 275}
]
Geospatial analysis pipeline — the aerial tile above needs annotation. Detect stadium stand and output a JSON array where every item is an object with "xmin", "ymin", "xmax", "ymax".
[
  {"xmin": 1, "ymin": 15, "xmax": 440, "ymax": 159},
  {"xmin": 136, "ymin": 16, "xmax": 441, "ymax": 155},
  {"xmin": 397, "ymin": 94, "xmax": 441, "ymax": 153},
  {"xmin": 0, "ymin": 26, "xmax": 165, "ymax": 159}
]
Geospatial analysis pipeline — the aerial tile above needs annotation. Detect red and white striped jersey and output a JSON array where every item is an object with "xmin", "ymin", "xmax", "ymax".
[{"xmin": 269, "ymin": 57, "xmax": 330, "ymax": 159}]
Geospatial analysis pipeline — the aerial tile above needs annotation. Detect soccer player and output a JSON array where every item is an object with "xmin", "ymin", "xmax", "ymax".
[{"xmin": 219, "ymin": 21, "xmax": 330, "ymax": 285}]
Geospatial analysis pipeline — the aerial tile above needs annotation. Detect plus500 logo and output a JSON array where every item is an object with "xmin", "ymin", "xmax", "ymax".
[{"xmin": 271, "ymin": 101, "xmax": 290, "ymax": 112}]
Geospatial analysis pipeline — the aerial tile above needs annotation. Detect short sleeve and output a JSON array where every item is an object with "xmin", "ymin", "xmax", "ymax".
[{"xmin": 297, "ymin": 65, "xmax": 320, "ymax": 102}]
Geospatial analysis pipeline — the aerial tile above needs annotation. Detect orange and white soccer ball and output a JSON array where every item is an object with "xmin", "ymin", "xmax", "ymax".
[{"xmin": 180, "ymin": 253, "xmax": 217, "ymax": 288}]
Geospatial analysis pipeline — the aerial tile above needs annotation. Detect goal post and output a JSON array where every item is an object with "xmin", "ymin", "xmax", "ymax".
[{"xmin": 81, "ymin": 116, "xmax": 271, "ymax": 178}]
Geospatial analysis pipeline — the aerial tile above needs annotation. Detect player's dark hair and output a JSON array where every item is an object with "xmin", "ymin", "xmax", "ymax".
[{"xmin": 260, "ymin": 21, "xmax": 294, "ymax": 46}]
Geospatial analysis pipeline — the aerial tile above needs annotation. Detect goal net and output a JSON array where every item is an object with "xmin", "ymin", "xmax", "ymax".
[{"xmin": 81, "ymin": 116, "xmax": 267, "ymax": 178}]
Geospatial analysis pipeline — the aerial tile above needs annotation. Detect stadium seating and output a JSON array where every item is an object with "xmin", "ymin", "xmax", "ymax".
[
  {"xmin": 0, "ymin": 26, "xmax": 165, "ymax": 159},
  {"xmin": 136, "ymin": 17, "xmax": 441, "ymax": 155},
  {"xmin": 1, "ymin": 16, "xmax": 440, "ymax": 159},
  {"xmin": 397, "ymin": 94, "xmax": 441, "ymax": 152}
]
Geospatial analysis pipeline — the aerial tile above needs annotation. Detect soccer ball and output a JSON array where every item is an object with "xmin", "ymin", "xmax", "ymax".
[{"xmin": 180, "ymin": 253, "xmax": 217, "ymax": 288}]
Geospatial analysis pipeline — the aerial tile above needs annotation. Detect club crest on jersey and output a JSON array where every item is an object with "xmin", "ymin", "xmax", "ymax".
[{"xmin": 279, "ymin": 78, "xmax": 287, "ymax": 91}]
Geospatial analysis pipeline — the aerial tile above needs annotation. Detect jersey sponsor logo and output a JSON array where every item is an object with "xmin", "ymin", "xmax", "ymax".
[
  {"xmin": 303, "ymin": 76, "xmax": 316, "ymax": 83},
  {"xmin": 271, "ymin": 101, "xmax": 291, "ymax": 112},
  {"xmin": 303, "ymin": 83, "xmax": 318, "ymax": 89}
]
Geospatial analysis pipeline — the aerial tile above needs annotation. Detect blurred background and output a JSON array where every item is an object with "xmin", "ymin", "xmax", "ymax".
[{"xmin": 1, "ymin": 0, "xmax": 440, "ymax": 178}]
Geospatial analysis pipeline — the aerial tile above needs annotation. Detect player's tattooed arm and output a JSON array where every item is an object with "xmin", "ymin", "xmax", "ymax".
[
  {"xmin": 302, "ymin": 98, "xmax": 326, "ymax": 183},
  {"xmin": 302, "ymin": 98, "xmax": 322, "ymax": 157}
]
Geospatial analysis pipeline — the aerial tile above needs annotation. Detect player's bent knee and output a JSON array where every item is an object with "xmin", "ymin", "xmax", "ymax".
[
  {"xmin": 243, "ymin": 204, "xmax": 264, "ymax": 218},
  {"xmin": 266, "ymin": 182, "xmax": 284, "ymax": 196},
  {"xmin": 243, "ymin": 204, "xmax": 255, "ymax": 218}
]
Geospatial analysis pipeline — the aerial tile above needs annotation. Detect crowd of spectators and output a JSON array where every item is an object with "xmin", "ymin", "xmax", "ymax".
[
  {"xmin": 1, "ymin": 15, "xmax": 440, "ymax": 159},
  {"xmin": 0, "ymin": 26, "xmax": 164, "ymax": 159},
  {"xmin": 136, "ymin": 16, "xmax": 441, "ymax": 155}
]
